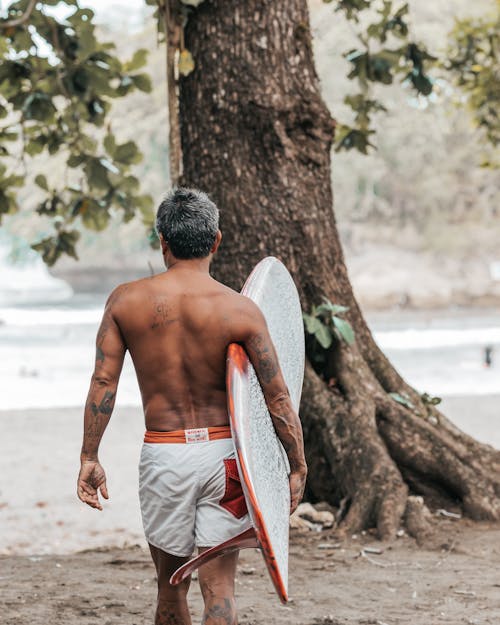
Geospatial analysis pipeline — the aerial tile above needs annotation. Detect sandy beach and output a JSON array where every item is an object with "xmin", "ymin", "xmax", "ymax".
[
  {"xmin": 1, "ymin": 520, "xmax": 500, "ymax": 624},
  {"xmin": 1, "ymin": 398, "xmax": 499, "ymax": 624}
]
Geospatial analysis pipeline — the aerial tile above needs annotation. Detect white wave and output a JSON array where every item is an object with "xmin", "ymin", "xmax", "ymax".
[
  {"xmin": 374, "ymin": 326, "xmax": 500, "ymax": 350},
  {"xmin": 0, "ymin": 306, "xmax": 103, "ymax": 327}
]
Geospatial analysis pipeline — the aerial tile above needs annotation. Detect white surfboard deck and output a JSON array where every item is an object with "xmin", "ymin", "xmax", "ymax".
[{"xmin": 227, "ymin": 256, "xmax": 305, "ymax": 602}]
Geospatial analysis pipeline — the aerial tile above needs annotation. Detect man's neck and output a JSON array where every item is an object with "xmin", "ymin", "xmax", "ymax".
[{"xmin": 166, "ymin": 257, "xmax": 211, "ymax": 273}]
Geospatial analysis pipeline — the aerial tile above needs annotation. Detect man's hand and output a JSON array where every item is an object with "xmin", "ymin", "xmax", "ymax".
[
  {"xmin": 77, "ymin": 460, "xmax": 109, "ymax": 511},
  {"xmin": 289, "ymin": 468, "xmax": 307, "ymax": 514}
]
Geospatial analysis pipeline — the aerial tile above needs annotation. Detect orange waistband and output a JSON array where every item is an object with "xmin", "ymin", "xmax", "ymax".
[{"xmin": 144, "ymin": 425, "xmax": 232, "ymax": 444}]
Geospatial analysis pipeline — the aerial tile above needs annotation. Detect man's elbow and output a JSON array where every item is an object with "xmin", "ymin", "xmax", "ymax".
[{"xmin": 91, "ymin": 372, "xmax": 117, "ymax": 388}]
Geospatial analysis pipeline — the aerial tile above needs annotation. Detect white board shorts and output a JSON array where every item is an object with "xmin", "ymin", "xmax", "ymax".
[{"xmin": 139, "ymin": 436, "xmax": 252, "ymax": 557}]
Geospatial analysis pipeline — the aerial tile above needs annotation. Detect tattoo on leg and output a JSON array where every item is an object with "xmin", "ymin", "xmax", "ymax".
[
  {"xmin": 201, "ymin": 598, "xmax": 236, "ymax": 625},
  {"xmin": 156, "ymin": 606, "xmax": 186, "ymax": 625}
]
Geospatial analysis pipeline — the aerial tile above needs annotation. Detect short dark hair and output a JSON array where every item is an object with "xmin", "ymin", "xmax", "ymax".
[{"xmin": 156, "ymin": 188, "xmax": 219, "ymax": 259}]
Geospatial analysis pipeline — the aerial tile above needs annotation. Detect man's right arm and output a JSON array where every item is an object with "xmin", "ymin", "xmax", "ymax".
[{"xmin": 239, "ymin": 301, "xmax": 307, "ymax": 513}]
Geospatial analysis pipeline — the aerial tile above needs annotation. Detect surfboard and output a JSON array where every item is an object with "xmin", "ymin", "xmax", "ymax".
[{"xmin": 171, "ymin": 257, "xmax": 305, "ymax": 604}]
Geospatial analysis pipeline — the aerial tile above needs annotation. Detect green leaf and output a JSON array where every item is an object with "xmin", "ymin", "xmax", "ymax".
[
  {"xmin": 103, "ymin": 133, "xmax": 116, "ymax": 157},
  {"xmin": 335, "ymin": 126, "xmax": 375, "ymax": 154},
  {"xmin": 67, "ymin": 153, "xmax": 87, "ymax": 168},
  {"xmin": 421, "ymin": 392, "xmax": 442, "ymax": 406},
  {"xmin": 22, "ymin": 93, "xmax": 56, "ymax": 122},
  {"xmin": 31, "ymin": 230, "xmax": 80, "ymax": 266},
  {"xmin": 121, "ymin": 175, "xmax": 140, "ymax": 192},
  {"xmin": 0, "ymin": 189, "xmax": 16, "ymax": 217},
  {"xmin": 314, "ymin": 323, "xmax": 333, "ymax": 349},
  {"xmin": 332, "ymin": 316, "xmax": 355, "ymax": 344},
  {"xmin": 114, "ymin": 141, "xmax": 142, "ymax": 165},
  {"xmin": 303, "ymin": 313, "xmax": 323, "ymax": 335},
  {"xmin": 131, "ymin": 73, "xmax": 152, "ymax": 93},
  {"xmin": 25, "ymin": 136, "xmax": 46, "ymax": 156},
  {"xmin": 80, "ymin": 198, "xmax": 110, "ymax": 231},
  {"xmin": 406, "ymin": 69, "xmax": 433, "ymax": 95},
  {"xmin": 388, "ymin": 392, "xmax": 414, "ymax": 409},
  {"xmin": 125, "ymin": 49, "xmax": 149, "ymax": 71},
  {"xmin": 34, "ymin": 174, "xmax": 49, "ymax": 191},
  {"xmin": 316, "ymin": 300, "xmax": 350, "ymax": 316},
  {"xmin": 135, "ymin": 193, "xmax": 154, "ymax": 216},
  {"xmin": 84, "ymin": 158, "xmax": 110, "ymax": 190}
]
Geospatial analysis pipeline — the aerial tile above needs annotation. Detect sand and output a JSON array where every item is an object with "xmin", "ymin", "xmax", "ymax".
[
  {"xmin": 1, "ymin": 399, "xmax": 499, "ymax": 623},
  {"xmin": 1, "ymin": 520, "xmax": 500, "ymax": 624}
]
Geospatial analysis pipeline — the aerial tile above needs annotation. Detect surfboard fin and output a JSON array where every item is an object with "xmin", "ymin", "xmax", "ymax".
[{"xmin": 170, "ymin": 527, "xmax": 258, "ymax": 585}]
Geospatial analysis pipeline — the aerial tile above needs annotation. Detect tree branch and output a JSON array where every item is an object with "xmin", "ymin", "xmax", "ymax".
[
  {"xmin": 158, "ymin": 0, "xmax": 183, "ymax": 185},
  {"xmin": 0, "ymin": 0, "xmax": 38, "ymax": 29}
]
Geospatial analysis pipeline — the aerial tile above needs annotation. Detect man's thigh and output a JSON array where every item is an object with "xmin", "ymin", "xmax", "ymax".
[{"xmin": 149, "ymin": 543, "xmax": 192, "ymax": 594}]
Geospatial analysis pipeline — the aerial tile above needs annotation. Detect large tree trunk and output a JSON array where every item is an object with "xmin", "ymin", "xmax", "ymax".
[{"xmin": 177, "ymin": 0, "xmax": 500, "ymax": 539}]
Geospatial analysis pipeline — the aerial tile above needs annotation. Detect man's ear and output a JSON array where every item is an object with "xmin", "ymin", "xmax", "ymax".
[
  {"xmin": 211, "ymin": 230, "xmax": 222, "ymax": 254},
  {"xmin": 159, "ymin": 233, "xmax": 168, "ymax": 254}
]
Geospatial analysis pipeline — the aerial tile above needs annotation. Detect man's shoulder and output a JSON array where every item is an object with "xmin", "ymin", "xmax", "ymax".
[
  {"xmin": 105, "ymin": 275, "xmax": 158, "ymax": 308},
  {"xmin": 218, "ymin": 289, "xmax": 265, "ymax": 331}
]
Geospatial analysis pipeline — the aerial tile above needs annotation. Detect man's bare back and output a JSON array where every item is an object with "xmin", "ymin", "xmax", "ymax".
[{"xmin": 103, "ymin": 267, "xmax": 266, "ymax": 432}]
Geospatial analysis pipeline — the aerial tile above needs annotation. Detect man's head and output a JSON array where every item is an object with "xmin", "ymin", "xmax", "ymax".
[{"xmin": 156, "ymin": 188, "xmax": 221, "ymax": 266}]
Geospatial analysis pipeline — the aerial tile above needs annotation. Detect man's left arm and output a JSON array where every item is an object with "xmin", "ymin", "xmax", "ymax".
[{"xmin": 77, "ymin": 290, "xmax": 126, "ymax": 510}]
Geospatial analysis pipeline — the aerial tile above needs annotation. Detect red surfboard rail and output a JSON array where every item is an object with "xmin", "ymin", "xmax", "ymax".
[{"xmin": 226, "ymin": 342, "xmax": 289, "ymax": 604}]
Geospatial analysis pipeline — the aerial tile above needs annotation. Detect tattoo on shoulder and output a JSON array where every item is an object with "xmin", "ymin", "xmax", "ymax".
[
  {"xmin": 150, "ymin": 296, "xmax": 178, "ymax": 330},
  {"xmin": 248, "ymin": 332, "xmax": 279, "ymax": 384}
]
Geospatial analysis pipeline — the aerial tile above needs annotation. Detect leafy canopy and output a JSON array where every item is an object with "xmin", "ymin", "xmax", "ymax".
[
  {"xmin": 0, "ymin": 0, "xmax": 155, "ymax": 264},
  {"xmin": 0, "ymin": 0, "xmax": 498, "ymax": 264}
]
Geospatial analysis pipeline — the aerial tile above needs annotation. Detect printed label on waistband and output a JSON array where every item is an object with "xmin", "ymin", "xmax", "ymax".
[{"xmin": 185, "ymin": 428, "xmax": 209, "ymax": 443}]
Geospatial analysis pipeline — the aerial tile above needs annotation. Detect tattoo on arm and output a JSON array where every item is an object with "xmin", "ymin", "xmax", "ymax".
[
  {"xmin": 81, "ymin": 286, "xmax": 127, "ymax": 460},
  {"xmin": 247, "ymin": 332, "xmax": 279, "ymax": 384},
  {"xmin": 244, "ymin": 327, "xmax": 306, "ymax": 474},
  {"xmin": 82, "ymin": 388, "xmax": 117, "ymax": 458}
]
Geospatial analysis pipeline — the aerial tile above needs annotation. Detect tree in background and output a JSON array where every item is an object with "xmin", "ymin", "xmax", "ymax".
[
  {"xmin": 0, "ymin": 0, "xmax": 156, "ymax": 263},
  {"xmin": 1, "ymin": 0, "xmax": 499, "ymax": 538}
]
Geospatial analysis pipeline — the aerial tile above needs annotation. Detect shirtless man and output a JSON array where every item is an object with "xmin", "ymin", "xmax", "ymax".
[{"xmin": 77, "ymin": 188, "xmax": 307, "ymax": 625}]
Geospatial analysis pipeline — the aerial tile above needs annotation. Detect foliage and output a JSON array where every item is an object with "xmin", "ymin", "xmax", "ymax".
[
  {"xmin": 304, "ymin": 299, "xmax": 355, "ymax": 348},
  {"xmin": 445, "ymin": 2, "xmax": 500, "ymax": 153},
  {"xmin": 0, "ymin": 0, "xmax": 155, "ymax": 264},
  {"xmin": 0, "ymin": 0, "xmax": 498, "ymax": 264},
  {"xmin": 389, "ymin": 390, "xmax": 441, "ymax": 419},
  {"xmin": 303, "ymin": 299, "xmax": 355, "ymax": 378},
  {"xmin": 326, "ymin": 0, "xmax": 436, "ymax": 153}
]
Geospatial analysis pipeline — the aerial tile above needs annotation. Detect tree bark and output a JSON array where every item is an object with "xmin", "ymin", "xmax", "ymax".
[{"xmin": 177, "ymin": 0, "xmax": 500, "ymax": 538}]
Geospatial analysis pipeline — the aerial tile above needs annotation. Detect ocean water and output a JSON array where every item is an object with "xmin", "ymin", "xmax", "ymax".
[{"xmin": 0, "ymin": 297, "xmax": 499, "ymax": 410}]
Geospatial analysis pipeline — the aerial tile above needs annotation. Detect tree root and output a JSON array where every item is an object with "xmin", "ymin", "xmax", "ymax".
[{"xmin": 300, "ymin": 338, "xmax": 500, "ymax": 540}]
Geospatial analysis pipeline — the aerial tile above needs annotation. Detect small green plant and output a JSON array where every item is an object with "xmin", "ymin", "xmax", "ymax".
[
  {"xmin": 389, "ymin": 391, "xmax": 442, "ymax": 420},
  {"xmin": 303, "ymin": 299, "xmax": 355, "ymax": 349}
]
